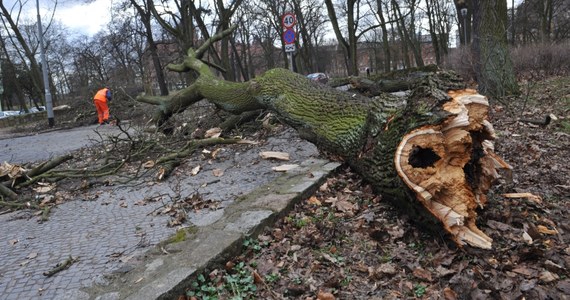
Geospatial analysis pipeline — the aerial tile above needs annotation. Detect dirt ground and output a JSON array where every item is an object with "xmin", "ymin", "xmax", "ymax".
[
  {"xmin": 2, "ymin": 75, "xmax": 569, "ymax": 299},
  {"xmin": 179, "ymin": 76, "xmax": 570, "ymax": 300}
]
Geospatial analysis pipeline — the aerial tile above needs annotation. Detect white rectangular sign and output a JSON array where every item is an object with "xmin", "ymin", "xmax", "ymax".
[{"xmin": 284, "ymin": 44, "xmax": 296, "ymax": 52}]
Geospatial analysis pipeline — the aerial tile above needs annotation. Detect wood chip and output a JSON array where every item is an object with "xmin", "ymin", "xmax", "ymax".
[
  {"xmin": 142, "ymin": 160, "xmax": 155, "ymax": 168},
  {"xmin": 260, "ymin": 151, "xmax": 290, "ymax": 161},
  {"xmin": 537, "ymin": 225, "xmax": 558, "ymax": 235},
  {"xmin": 204, "ymin": 127, "xmax": 222, "ymax": 138},
  {"xmin": 272, "ymin": 164, "xmax": 298, "ymax": 172},
  {"xmin": 191, "ymin": 165, "xmax": 201, "ymax": 176},
  {"xmin": 502, "ymin": 192, "xmax": 542, "ymax": 204}
]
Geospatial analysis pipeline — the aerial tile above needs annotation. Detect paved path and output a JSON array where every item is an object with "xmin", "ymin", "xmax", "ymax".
[
  {"xmin": 0, "ymin": 126, "xmax": 320, "ymax": 299},
  {"xmin": 0, "ymin": 125, "xmax": 125, "ymax": 164}
]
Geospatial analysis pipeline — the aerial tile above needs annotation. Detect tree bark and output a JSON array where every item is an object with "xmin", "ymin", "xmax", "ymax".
[
  {"xmin": 137, "ymin": 29, "xmax": 511, "ymax": 249},
  {"xmin": 471, "ymin": 0, "xmax": 519, "ymax": 97}
]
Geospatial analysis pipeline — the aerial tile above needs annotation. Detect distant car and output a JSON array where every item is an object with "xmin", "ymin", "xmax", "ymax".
[
  {"xmin": 306, "ymin": 73, "xmax": 329, "ymax": 84},
  {"xmin": 0, "ymin": 110, "xmax": 21, "ymax": 117},
  {"xmin": 29, "ymin": 106, "xmax": 46, "ymax": 113}
]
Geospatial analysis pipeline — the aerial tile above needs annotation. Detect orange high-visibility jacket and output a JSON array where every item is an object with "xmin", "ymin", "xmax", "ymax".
[{"xmin": 94, "ymin": 88, "xmax": 110, "ymax": 102}]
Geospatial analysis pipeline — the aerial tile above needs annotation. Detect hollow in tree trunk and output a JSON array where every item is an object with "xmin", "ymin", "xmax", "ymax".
[{"xmin": 136, "ymin": 26, "xmax": 511, "ymax": 249}]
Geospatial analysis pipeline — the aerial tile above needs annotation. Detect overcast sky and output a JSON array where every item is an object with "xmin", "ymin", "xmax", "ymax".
[
  {"xmin": 4, "ymin": 0, "xmax": 112, "ymax": 36},
  {"xmin": 54, "ymin": 0, "xmax": 112, "ymax": 35}
]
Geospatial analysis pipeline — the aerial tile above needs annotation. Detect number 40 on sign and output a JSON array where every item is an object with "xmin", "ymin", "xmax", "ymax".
[{"xmin": 282, "ymin": 12, "xmax": 296, "ymax": 28}]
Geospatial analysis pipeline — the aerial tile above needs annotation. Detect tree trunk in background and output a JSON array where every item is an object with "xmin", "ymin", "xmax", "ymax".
[
  {"xmin": 454, "ymin": 0, "xmax": 472, "ymax": 45},
  {"xmin": 539, "ymin": 0, "xmax": 553, "ymax": 43},
  {"xmin": 376, "ymin": 0, "xmax": 392, "ymax": 72},
  {"xmin": 325, "ymin": 0, "xmax": 359, "ymax": 76},
  {"xmin": 131, "ymin": 0, "xmax": 169, "ymax": 96},
  {"xmin": 0, "ymin": 3, "xmax": 44, "ymax": 106},
  {"xmin": 471, "ymin": 0, "xmax": 519, "ymax": 97}
]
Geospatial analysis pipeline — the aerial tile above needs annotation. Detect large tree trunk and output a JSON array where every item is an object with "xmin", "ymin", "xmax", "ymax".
[
  {"xmin": 137, "ymin": 27, "xmax": 511, "ymax": 249},
  {"xmin": 471, "ymin": 0, "xmax": 519, "ymax": 97}
]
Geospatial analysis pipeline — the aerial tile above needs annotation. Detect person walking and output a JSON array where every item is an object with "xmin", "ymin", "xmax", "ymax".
[{"xmin": 93, "ymin": 87, "xmax": 112, "ymax": 125}]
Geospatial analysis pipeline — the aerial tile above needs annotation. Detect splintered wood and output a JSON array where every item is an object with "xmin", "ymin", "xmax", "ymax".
[{"xmin": 395, "ymin": 89, "xmax": 511, "ymax": 249}]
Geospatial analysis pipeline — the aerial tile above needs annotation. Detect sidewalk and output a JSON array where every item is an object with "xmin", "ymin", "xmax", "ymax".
[
  {"xmin": 0, "ymin": 124, "xmax": 126, "ymax": 164},
  {"xmin": 0, "ymin": 126, "xmax": 338, "ymax": 299}
]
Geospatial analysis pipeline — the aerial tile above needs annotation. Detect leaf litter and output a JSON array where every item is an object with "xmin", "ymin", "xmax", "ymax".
[{"xmin": 180, "ymin": 77, "xmax": 570, "ymax": 299}]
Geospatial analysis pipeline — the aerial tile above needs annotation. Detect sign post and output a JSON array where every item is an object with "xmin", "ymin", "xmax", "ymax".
[{"xmin": 281, "ymin": 12, "xmax": 296, "ymax": 72}]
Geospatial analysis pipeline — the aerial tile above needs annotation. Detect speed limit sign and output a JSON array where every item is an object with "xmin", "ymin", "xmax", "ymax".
[{"xmin": 282, "ymin": 12, "xmax": 296, "ymax": 28}]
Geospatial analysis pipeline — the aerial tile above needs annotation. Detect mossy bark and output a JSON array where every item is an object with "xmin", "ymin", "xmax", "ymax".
[{"xmin": 137, "ymin": 29, "xmax": 507, "ymax": 248}]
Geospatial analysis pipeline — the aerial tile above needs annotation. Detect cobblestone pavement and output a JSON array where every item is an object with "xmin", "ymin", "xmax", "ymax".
[
  {"xmin": 0, "ymin": 124, "xmax": 125, "ymax": 164},
  {"xmin": 0, "ymin": 127, "xmax": 318, "ymax": 299}
]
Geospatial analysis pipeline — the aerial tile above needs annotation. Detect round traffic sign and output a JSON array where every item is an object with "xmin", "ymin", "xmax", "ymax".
[
  {"xmin": 283, "ymin": 28, "xmax": 295, "ymax": 44},
  {"xmin": 282, "ymin": 12, "xmax": 296, "ymax": 28}
]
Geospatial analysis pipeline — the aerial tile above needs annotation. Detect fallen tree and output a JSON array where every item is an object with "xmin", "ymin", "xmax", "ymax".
[{"xmin": 137, "ymin": 26, "xmax": 511, "ymax": 249}]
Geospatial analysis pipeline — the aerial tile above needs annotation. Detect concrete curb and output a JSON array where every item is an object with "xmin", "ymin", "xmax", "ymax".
[{"xmin": 85, "ymin": 159, "xmax": 341, "ymax": 300}]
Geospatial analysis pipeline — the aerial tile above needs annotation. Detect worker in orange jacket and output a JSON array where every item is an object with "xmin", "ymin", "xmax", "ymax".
[{"xmin": 93, "ymin": 87, "xmax": 112, "ymax": 124}]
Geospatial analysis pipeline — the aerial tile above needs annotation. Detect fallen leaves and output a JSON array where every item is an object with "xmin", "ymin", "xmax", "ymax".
[
  {"xmin": 212, "ymin": 168, "xmax": 224, "ymax": 177},
  {"xmin": 190, "ymin": 165, "xmax": 201, "ymax": 176},
  {"xmin": 149, "ymin": 192, "xmax": 222, "ymax": 227},
  {"xmin": 204, "ymin": 127, "xmax": 222, "ymax": 138}
]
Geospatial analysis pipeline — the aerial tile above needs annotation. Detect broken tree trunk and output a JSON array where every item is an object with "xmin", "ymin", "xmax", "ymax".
[{"xmin": 137, "ymin": 28, "xmax": 511, "ymax": 249}]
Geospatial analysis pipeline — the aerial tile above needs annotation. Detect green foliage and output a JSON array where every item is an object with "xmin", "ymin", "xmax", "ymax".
[
  {"xmin": 225, "ymin": 262, "xmax": 257, "ymax": 299},
  {"xmin": 242, "ymin": 238, "xmax": 267, "ymax": 253},
  {"xmin": 186, "ymin": 262, "xmax": 258, "ymax": 300},
  {"xmin": 414, "ymin": 284, "xmax": 427, "ymax": 297},
  {"xmin": 341, "ymin": 275, "xmax": 352, "ymax": 287},
  {"xmin": 264, "ymin": 273, "xmax": 280, "ymax": 283},
  {"xmin": 187, "ymin": 273, "xmax": 221, "ymax": 300},
  {"xmin": 285, "ymin": 215, "xmax": 311, "ymax": 228},
  {"xmin": 559, "ymin": 121, "xmax": 570, "ymax": 134}
]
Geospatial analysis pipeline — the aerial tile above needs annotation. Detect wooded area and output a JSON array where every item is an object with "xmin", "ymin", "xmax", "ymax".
[{"xmin": 0, "ymin": 0, "xmax": 568, "ymax": 113}]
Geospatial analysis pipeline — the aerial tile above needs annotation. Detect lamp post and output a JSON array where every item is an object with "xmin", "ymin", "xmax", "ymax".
[
  {"xmin": 36, "ymin": 0, "xmax": 54, "ymax": 127},
  {"xmin": 461, "ymin": 8, "xmax": 468, "ymax": 45}
]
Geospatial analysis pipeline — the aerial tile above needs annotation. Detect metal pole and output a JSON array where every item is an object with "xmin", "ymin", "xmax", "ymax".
[
  {"xmin": 461, "ymin": 8, "xmax": 468, "ymax": 45},
  {"xmin": 464, "ymin": 18, "xmax": 467, "ymax": 45},
  {"xmin": 288, "ymin": 53, "xmax": 294, "ymax": 72},
  {"xmin": 36, "ymin": 0, "xmax": 54, "ymax": 127}
]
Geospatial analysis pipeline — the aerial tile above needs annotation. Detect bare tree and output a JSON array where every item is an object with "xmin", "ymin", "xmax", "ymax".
[
  {"xmin": 325, "ymin": 0, "xmax": 380, "ymax": 75},
  {"xmin": 0, "ymin": 1, "xmax": 52, "ymax": 107},
  {"xmin": 425, "ymin": 0, "xmax": 453, "ymax": 64},
  {"xmin": 128, "ymin": 0, "xmax": 169, "ymax": 96}
]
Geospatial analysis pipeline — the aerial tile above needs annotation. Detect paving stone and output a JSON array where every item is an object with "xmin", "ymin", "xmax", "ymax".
[{"xmin": 0, "ymin": 127, "xmax": 325, "ymax": 299}]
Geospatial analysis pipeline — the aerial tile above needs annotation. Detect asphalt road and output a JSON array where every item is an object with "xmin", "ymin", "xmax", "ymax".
[{"xmin": 0, "ymin": 124, "xmax": 126, "ymax": 164}]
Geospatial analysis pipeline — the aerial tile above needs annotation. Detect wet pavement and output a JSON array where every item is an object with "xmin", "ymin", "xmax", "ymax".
[
  {"xmin": 0, "ymin": 124, "xmax": 126, "ymax": 164},
  {"xmin": 0, "ymin": 125, "xmax": 323, "ymax": 299}
]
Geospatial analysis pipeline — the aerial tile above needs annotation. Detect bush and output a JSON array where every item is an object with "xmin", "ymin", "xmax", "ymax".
[
  {"xmin": 443, "ymin": 42, "xmax": 569, "ymax": 82},
  {"xmin": 511, "ymin": 42, "xmax": 570, "ymax": 78}
]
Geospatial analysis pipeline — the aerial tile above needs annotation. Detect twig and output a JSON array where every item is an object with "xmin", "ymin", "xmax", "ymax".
[
  {"xmin": 40, "ymin": 206, "xmax": 51, "ymax": 222},
  {"xmin": 43, "ymin": 256, "xmax": 78, "ymax": 277},
  {"xmin": 0, "ymin": 200, "xmax": 38, "ymax": 209},
  {"xmin": 0, "ymin": 183, "xmax": 18, "ymax": 200}
]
